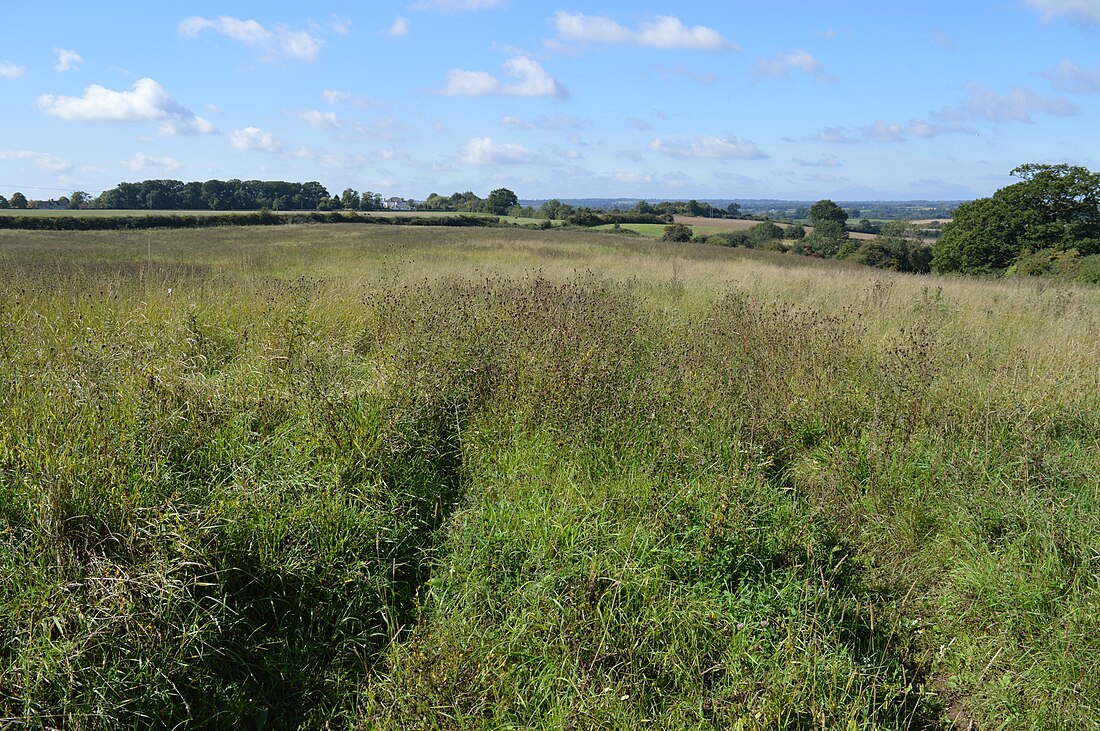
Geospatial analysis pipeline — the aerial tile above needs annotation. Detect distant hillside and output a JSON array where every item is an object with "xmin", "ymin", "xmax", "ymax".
[{"xmin": 520, "ymin": 198, "xmax": 963, "ymax": 221}]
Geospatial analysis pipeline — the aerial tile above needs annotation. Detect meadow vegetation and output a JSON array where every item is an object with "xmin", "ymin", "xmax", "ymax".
[{"xmin": 1, "ymin": 224, "xmax": 1098, "ymax": 729}]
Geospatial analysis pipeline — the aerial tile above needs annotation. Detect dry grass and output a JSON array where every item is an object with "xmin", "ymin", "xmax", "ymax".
[{"xmin": 2, "ymin": 224, "xmax": 1098, "ymax": 730}]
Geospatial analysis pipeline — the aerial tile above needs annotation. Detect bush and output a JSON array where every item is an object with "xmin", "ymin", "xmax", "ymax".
[{"xmin": 662, "ymin": 223, "xmax": 693, "ymax": 242}]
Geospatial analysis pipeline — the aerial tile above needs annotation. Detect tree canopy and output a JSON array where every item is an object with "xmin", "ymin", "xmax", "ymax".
[
  {"xmin": 485, "ymin": 188, "xmax": 519, "ymax": 215},
  {"xmin": 933, "ymin": 163, "xmax": 1100, "ymax": 274}
]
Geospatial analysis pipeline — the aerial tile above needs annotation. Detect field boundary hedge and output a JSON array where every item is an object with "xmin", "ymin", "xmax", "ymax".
[{"xmin": 0, "ymin": 211, "xmax": 502, "ymax": 231}]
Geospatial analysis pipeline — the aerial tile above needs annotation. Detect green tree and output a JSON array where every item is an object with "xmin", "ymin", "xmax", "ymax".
[
  {"xmin": 9, "ymin": 192, "xmax": 28, "ymax": 209},
  {"xmin": 341, "ymin": 188, "xmax": 360, "ymax": 211},
  {"xmin": 809, "ymin": 199, "xmax": 849, "ymax": 228},
  {"xmin": 933, "ymin": 164, "xmax": 1100, "ymax": 275},
  {"xmin": 805, "ymin": 220, "xmax": 848, "ymax": 257},
  {"xmin": 747, "ymin": 221, "xmax": 784, "ymax": 247},
  {"xmin": 784, "ymin": 223, "xmax": 806, "ymax": 240},
  {"xmin": 485, "ymin": 188, "xmax": 519, "ymax": 215},
  {"xmin": 662, "ymin": 223, "xmax": 693, "ymax": 242},
  {"xmin": 0, "ymin": 195, "xmax": 9, "ymax": 209},
  {"xmin": 68, "ymin": 191, "xmax": 89, "ymax": 209},
  {"xmin": 844, "ymin": 221, "xmax": 931, "ymax": 273}
]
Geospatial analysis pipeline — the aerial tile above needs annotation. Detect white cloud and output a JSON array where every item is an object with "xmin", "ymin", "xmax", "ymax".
[
  {"xmin": 444, "ymin": 56, "xmax": 568, "ymax": 98},
  {"xmin": 816, "ymin": 127, "xmax": 855, "ymax": 143},
  {"xmin": 502, "ymin": 113, "xmax": 585, "ymax": 130},
  {"xmin": 951, "ymin": 82, "xmax": 1077, "ymax": 122},
  {"xmin": 648, "ymin": 135, "xmax": 768, "ymax": 160},
  {"xmin": 299, "ymin": 109, "xmax": 342, "ymax": 129},
  {"xmin": 379, "ymin": 148, "xmax": 410, "ymax": 161},
  {"xmin": 0, "ymin": 62, "xmax": 25, "ymax": 79},
  {"xmin": 413, "ymin": 0, "xmax": 505, "ymax": 11},
  {"xmin": 320, "ymin": 89, "xmax": 377, "ymax": 109},
  {"xmin": 1023, "ymin": 0, "xmax": 1100, "ymax": 23},
  {"xmin": 386, "ymin": 16, "xmax": 410, "ymax": 37},
  {"xmin": 0, "ymin": 150, "xmax": 73, "ymax": 173},
  {"xmin": 460, "ymin": 137, "xmax": 534, "ymax": 165},
  {"xmin": 818, "ymin": 118, "xmax": 976, "ymax": 144},
  {"xmin": 754, "ymin": 49, "xmax": 835, "ymax": 83},
  {"xmin": 122, "ymin": 152, "xmax": 184, "ymax": 173},
  {"xmin": 553, "ymin": 12, "xmax": 735, "ymax": 52},
  {"xmin": 37, "ymin": 77, "xmax": 216, "ymax": 135},
  {"xmin": 796, "ymin": 156, "xmax": 841, "ymax": 168},
  {"xmin": 54, "ymin": 49, "xmax": 84, "ymax": 72},
  {"xmin": 229, "ymin": 127, "xmax": 280, "ymax": 152},
  {"xmin": 614, "ymin": 170, "xmax": 653, "ymax": 184},
  {"xmin": 331, "ymin": 16, "xmax": 352, "ymax": 35},
  {"xmin": 1044, "ymin": 59, "xmax": 1100, "ymax": 93},
  {"xmin": 178, "ymin": 16, "xmax": 323, "ymax": 62},
  {"xmin": 502, "ymin": 115, "xmax": 532, "ymax": 130}
]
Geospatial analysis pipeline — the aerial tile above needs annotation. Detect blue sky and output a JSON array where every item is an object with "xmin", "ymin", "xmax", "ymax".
[{"xmin": 2, "ymin": 0, "xmax": 1099, "ymax": 202}]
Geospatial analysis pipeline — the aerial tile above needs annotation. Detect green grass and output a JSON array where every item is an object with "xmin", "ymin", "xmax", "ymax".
[{"xmin": 1, "ymin": 224, "xmax": 1098, "ymax": 729}]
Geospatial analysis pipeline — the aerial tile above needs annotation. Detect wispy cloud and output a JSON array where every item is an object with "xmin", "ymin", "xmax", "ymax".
[
  {"xmin": 298, "ymin": 109, "xmax": 342, "ymax": 130},
  {"xmin": 321, "ymin": 89, "xmax": 377, "ymax": 108},
  {"xmin": 501, "ymin": 113, "xmax": 585, "ymax": 130},
  {"xmin": 1023, "ymin": 0, "xmax": 1100, "ymax": 24},
  {"xmin": 649, "ymin": 135, "xmax": 767, "ymax": 160},
  {"xmin": 413, "ymin": 0, "xmax": 505, "ymax": 12},
  {"xmin": 228, "ymin": 127, "xmax": 280, "ymax": 152},
  {"xmin": 122, "ymin": 152, "xmax": 183, "ymax": 173},
  {"xmin": 460, "ymin": 137, "xmax": 534, "ymax": 164},
  {"xmin": 754, "ymin": 49, "xmax": 836, "ymax": 83},
  {"xmin": 0, "ymin": 62, "xmax": 25, "ymax": 79},
  {"xmin": 552, "ymin": 12, "xmax": 736, "ymax": 52},
  {"xmin": 178, "ymin": 16, "xmax": 323, "ymax": 62},
  {"xmin": 37, "ymin": 78, "xmax": 216, "ymax": 135},
  {"xmin": 0, "ymin": 150, "xmax": 73, "ymax": 173},
  {"xmin": 947, "ymin": 81, "xmax": 1077, "ymax": 122},
  {"xmin": 795, "ymin": 155, "xmax": 842, "ymax": 168},
  {"xmin": 54, "ymin": 49, "xmax": 84, "ymax": 72},
  {"xmin": 385, "ymin": 16, "xmax": 410, "ymax": 37},
  {"xmin": 928, "ymin": 28, "xmax": 958, "ymax": 50},
  {"xmin": 817, "ymin": 118, "xmax": 976, "ymax": 144},
  {"xmin": 1043, "ymin": 59, "xmax": 1100, "ymax": 93},
  {"xmin": 444, "ymin": 56, "xmax": 568, "ymax": 98},
  {"xmin": 651, "ymin": 64, "xmax": 718, "ymax": 86}
]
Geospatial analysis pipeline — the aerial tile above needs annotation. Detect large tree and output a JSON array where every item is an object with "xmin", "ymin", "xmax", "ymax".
[
  {"xmin": 9, "ymin": 192, "xmax": 28, "ymax": 209},
  {"xmin": 933, "ymin": 163, "xmax": 1100, "ymax": 274},
  {"xmin": 485, "ymin": 188, "xmax": 519, "ymax": 215},
  {"xmin": 805, "ymin": 199, "xmax": 849, "ymax": 257}
]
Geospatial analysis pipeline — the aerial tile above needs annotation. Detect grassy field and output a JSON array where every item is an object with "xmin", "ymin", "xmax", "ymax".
[{"xmin": 1, "ymin": 224, "xmax": 1098, "ymax": 729}]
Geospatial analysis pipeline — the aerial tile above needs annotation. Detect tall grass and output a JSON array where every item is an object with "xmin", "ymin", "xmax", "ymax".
[{"xmin": 1, "ymin": 225, "xmax": 1098, "ymax": 729}]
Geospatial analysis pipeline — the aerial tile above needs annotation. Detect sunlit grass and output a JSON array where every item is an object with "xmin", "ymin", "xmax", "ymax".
[{"xmin": 1, "ymin": 224, "xmax": 1098, "ymax": 729}]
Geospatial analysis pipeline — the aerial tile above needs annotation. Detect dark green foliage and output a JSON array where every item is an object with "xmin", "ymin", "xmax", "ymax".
[
  {"xmin": 9, "ymin": 192, "xmax": 28, "ymax": 209},
  {"xmin": 805, "ymin": 219, "xmax": 849, "ymax": 258},
  {"xmin": 662, "ymin": 223, "xmax": 693, "ymax": 242},
  {"xmin": 784, "ymin": 222, "xmax": 806, "ymax": 240},
  {"xmin": 809, "ymin": 199, "xmax": 849, "ymax": 228},
  {"xmin": 747, "ymin": 221, "xmax": 784, "ymax": 247},
  {"xmin": 842, "ymin": 222, "xmax": 932, "ymax": 273},
  {"xmin": 706, "ymin": 231, "xmax": 751, "ymax": 248},
  {"xmin": 0, "ymin": 212, "xmax": 502, "ymax": 231},
  {"xmin": 93, "ymin": 179, "xmax": 331, "ymax": 211},
  {"xmin": 934, "ymin": 163, "xmax": 1100, "ymax": 275},
  {"xmin": 484, "ymin": 188, "xmax": 519, "ymax": 215}
]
